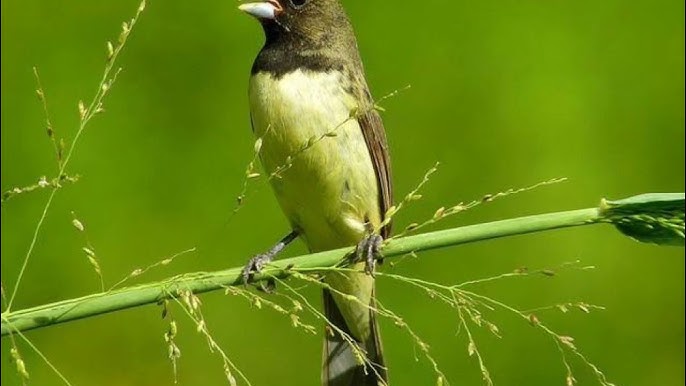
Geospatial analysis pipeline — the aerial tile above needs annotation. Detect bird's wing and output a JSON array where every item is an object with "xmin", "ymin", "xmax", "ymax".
[{"xmin": 357, "ymin": 108, "xmax": 393, "ymax": 238}]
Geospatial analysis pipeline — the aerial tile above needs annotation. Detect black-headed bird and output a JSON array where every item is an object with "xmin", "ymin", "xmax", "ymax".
[{"xmin": 239, "ymin": 1, "xmax": 392, "ymax": 385}]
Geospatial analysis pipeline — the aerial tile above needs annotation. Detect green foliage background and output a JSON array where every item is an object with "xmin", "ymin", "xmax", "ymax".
[{"xmin": 1, "ymin": 1, "xmax": 684, "ymax": 385}]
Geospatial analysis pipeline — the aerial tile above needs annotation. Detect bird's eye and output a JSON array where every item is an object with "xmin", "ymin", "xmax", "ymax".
[{"xmin": 290, "ymin": 0, "xmax": 307, "ymax": 8}]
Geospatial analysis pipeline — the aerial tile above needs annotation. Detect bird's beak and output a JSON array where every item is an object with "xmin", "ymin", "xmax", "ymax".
[{"xmin": 238, "ymin": 1, "xmax": 283, "ymax": 20}]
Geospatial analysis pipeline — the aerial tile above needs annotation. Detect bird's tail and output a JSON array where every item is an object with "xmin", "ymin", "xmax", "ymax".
[{"xmin": 321, "ymin": 287, "xmax": 387, "ymax": 386}]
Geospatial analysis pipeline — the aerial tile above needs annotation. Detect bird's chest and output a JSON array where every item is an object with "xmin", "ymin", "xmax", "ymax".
[
  {"xmin": 248, "ymin": 70, "xmax": 380, "ymax": 249},
  {"xmin": 248, "ymin": 70, "xmax": 359, "ymax": 157}
]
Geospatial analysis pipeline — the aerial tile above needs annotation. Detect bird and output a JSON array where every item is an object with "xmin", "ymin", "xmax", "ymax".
[{"xmin": 238, "ymin": 1, "xmax": 393, "ymax": 385}]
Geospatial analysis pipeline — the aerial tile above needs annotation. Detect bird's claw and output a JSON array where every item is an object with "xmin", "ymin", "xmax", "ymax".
[
  {"xmin": 356, "ymin": 234, "xmax": 383, "ymax": 276},
  {"xmin": 241, "ymin": 253, "xmax": 274, "ymax": 286}
]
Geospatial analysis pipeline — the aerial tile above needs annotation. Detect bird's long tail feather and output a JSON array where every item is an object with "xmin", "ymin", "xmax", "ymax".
[{"xmin": 321, "ymin": 287, "xmax": 387, "ymax": 386}]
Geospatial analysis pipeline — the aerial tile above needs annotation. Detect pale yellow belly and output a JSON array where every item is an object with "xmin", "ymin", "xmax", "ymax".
[
  {"xmin": 249, "ymin": 70, "xmax": 382, "ymax": 253},
  {"xmin": 249, "ymin": 70, "xmax": 379, "ymax": 340}
]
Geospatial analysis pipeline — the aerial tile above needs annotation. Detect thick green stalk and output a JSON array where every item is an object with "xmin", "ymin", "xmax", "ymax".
[{"xmin": 1, "ymin": 207, "xmax": 600, "ymax": 337}]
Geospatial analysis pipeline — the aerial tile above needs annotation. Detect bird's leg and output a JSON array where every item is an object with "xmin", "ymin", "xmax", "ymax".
[
  {"xmin": 242, "ymin": 230, "xmax": 299, "ymax": 287},
  {"xmin": 356, "ymin": 233, "xmax": 383, "ymax": 276}
]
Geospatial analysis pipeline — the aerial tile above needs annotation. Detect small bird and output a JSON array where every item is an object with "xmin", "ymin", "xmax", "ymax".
[{"xmin": 238, "ymin": 1, "xmax": 392, "ymax": 385}]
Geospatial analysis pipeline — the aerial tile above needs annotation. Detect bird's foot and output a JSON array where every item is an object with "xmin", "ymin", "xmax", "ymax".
[
  {"xmin": 356, "ymin": 234, "xmax": 383, "ymax": 276},
  {"xmin": 241, "ymin": 231, "xmax": 299, "ymax": 292},
  {"xmin": 241, "ymin": 252, "xmax": 277, "ymax": 292}
]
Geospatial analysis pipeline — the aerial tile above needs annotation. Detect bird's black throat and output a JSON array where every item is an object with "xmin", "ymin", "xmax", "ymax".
[
  {"xmin": 251, "ymin": 19, "xmax": 359, "ymax": 79},
  {"xmin": 251, "ymin": 45, "xmax": 346, "ymax": 79}
]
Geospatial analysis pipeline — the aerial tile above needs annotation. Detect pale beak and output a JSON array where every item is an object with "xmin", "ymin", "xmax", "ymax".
[{"xmin": 238, "ymin": 1, "xmax": 282, "ymax": 20}]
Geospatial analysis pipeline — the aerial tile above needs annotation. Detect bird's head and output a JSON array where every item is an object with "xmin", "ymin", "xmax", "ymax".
[{"xmin": 239, "ymin": 0, "xmax": 352, "ymax": 44}]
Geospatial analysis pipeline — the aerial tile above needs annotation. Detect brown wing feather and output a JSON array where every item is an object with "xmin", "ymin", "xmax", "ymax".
[{"xmin": 357, "ymin": 108, "xmax": 393, "ymax": 238}]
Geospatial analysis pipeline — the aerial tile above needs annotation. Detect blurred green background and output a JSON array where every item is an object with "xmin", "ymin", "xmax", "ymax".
[{"xmin": 1, "ymin": 1, "xmax": 684, "ymax": 385}]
